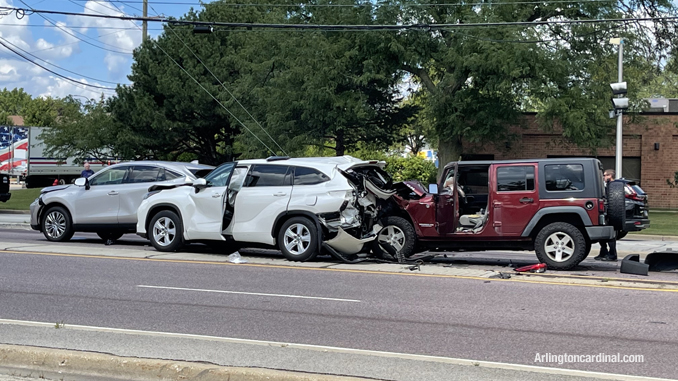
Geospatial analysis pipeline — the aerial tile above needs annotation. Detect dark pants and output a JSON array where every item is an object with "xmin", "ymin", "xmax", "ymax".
[{"xmin": 599, "ymin": 240, "xmax": 617, "ymax": 259}]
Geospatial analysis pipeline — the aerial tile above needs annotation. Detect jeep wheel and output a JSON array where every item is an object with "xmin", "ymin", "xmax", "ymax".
[
  {"xmin": 372, "ymin": 216, "xmax": 416, "ymax": 262},
  {"xmin": 607, "ymin": 181, "xmax": 626, "ymax": 231},
  {"xmin": 149, "ymin": 210, "xmax": 183, "ymax": 252},
  {"xmin": 534, "ymin": 222, "xmax": 587, "ymax": 270},
  {"xmin": 278, "ymin": 217, "xmax": 318, "ymax": 262},
  {"xmin": 42, "ymin": 206, "xmax": 74, "ymax": 242}
]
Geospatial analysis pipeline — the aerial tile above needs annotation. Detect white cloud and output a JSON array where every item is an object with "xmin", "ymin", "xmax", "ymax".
[
  {"xmin": 69, "ymin": 1, "xmax": 142, "ymax": 54},
  {"xmin": 104, "ymin": 53, "xmax": 128, "ymax": 73}
]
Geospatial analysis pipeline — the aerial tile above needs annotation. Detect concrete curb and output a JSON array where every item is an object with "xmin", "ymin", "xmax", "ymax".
[
  {"xmin": 0, "ymin": 210, "xmax": 30, "ymax": 215},
  {"xmin": 0, "ymin": 344, "xmax": 368, "ymax": 381}
]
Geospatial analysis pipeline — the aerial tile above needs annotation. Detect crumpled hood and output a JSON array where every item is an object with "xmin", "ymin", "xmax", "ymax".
[{"xmin": 40, "ymin": 184, "xmax": 72, "ymax": 194}]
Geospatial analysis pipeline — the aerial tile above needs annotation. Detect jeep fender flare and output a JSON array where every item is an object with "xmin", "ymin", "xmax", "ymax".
[
  {"xmin": 271, "ymin": 211, "xmax": 324, "ymax": 255},
  {"xmin": 521, "ymin": 207, "xmax": 592, "ymax": 237}
]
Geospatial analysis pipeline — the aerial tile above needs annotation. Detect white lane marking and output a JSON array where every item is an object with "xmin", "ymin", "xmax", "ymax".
[
  {"xmin": 0, "ymin": 318, "xmax": 670, "ymax": 381},
  {"xmin": 137, "ymin": 285, "xmax": 361, "ymax": 303}
]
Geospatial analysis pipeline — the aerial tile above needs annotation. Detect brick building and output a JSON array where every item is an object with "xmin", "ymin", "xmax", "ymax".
[{"xmin": 462, "ymin": 113, "xmax": 678, "ymax": 209}]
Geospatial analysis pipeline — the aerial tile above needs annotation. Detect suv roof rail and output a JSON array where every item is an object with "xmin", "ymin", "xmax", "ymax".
[{"xmin": 266, "ymin": 156, "xmax": 290, "ymax": 162}]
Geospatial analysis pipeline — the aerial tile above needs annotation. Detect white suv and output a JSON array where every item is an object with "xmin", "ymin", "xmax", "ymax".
[{"xmin": 136, "ymin": 156, "xmax": 401, "ymax": 261}]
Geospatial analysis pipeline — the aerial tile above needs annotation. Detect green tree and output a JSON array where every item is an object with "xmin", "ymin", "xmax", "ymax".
[
  {"xmin": 41, "ymin": 98, "xmax": 119, "ymax": 163},
  {"xmin": 377, "ymin": 0, "xmax": 677, "ymax": 174}
]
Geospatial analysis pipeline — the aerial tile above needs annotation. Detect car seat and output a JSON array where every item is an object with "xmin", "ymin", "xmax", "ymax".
[{"xmin": 458, "ymin": 207, "xmax": 489, "ymax": 231}]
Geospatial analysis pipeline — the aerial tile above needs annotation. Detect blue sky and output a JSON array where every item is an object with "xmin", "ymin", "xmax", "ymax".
[{"xmin": 0, "ymin": 0, "xmax": 215, "ymax": 100}]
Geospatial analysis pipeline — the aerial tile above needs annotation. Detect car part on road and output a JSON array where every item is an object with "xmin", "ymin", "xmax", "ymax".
[
  {"xmin": 534, "ymin": 222, "xmax": 587, "ymax": 270},
  {"xmin": 620, "ymin": 254, "xmax": 649, "ymax": 276},
  {"xmin": 514, "ymin": 263, "xmax": 547, "ymax": 273},
  {"xmin": 41, "ymin": 206, "xmax": 74, "ymax": 242},
  {"xmin": 644, "ymin": 250, "xmax": 678, "ymax": 272},
  {"xmin": 149, "ymin": 210, "xmax": 184, "ymax": 252}
]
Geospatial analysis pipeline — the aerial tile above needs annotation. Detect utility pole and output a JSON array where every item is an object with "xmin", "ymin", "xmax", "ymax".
[{"xmin": 142, "ymin": 0, "xmax": 148, "ymax": 40}]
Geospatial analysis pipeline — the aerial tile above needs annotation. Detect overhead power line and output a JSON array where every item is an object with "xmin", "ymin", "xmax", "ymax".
[
  {"xmin": 100, "ymin": 0, "xmax": 281, "ymax": 155},
  {"xmin": 1, "ymin": 5, "xmax": 675, "ymax": 30},
  {"xmin": 0, "ymin": 37, "xmax": 117, "ymax": 91},
  {"xmin": 60, "ymin": 0, "xmax": 617, "ymax": 7},
  {"xmin": 0, "ymin": 36, "xmax": 121, "ymax": 85},
  {"xmin": 16, "ymin": 0, "xmax": 134, "ymax": 55}
]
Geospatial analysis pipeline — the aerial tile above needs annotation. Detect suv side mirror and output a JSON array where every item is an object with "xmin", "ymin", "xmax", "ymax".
[
  {"xmin": 74, "ymin": 177, "xmax": 90, "ymax": 190},
  {"xmin": 428, "ymin": 184, "xmax": 438, "ymax": 194},
  {"xmin": 192, "ymin": 178, "xmax": 208, "ymax": 188}
]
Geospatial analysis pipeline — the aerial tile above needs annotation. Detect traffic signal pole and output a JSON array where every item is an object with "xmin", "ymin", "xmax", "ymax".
[{"xmin": 615, "ymin": 39, "xmax": 623, "ymax": 178}]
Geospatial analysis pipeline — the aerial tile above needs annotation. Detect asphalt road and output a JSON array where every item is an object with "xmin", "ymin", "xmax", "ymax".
[{"xmin": 1, "ymin": 244, "xmax": 677, "ymax": 380}]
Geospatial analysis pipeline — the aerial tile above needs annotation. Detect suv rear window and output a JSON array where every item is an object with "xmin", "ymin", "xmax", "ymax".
[
  {"xmin": 294, "ymin": 166, "xmax": 330, "ymax": 185},
  {"xmin": 497, "ymin": 166, "xmax": 535, "ymax": 191},
  {"xmin": 545, "ymin": 164, "xmax": 585, "ymax": 191}
]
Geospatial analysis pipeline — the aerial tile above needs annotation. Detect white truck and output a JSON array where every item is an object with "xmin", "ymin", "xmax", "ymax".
[{"xmin": 0, "ymin": 126, "xmax": 112, "ymax": 188}]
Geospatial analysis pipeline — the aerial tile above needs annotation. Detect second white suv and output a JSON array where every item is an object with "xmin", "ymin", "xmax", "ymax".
[{"xmin": 136, "ymin": 156, "xmax": 398, "ymax": 261}]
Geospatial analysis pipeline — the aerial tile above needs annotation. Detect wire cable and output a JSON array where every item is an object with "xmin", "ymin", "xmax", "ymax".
[
  {"xmin": 105, "ymin": 1, "xmax": 279, "ymax": 155},
  {"xmin": 160, "ymin": 13, "xmax": 288, "ymax": 155},
  {"xmin": 0, "ymin": 36, "xmax": 121, "ymax": 85},
  {"xmin": 60, "ymin": 0, "xmax": 618, "ymax": 7},
  {"xmin": 17, "ymin": 0, "xmax": 134, "ymax": 55},
  {"xmin": 3, "ymin": 5, "xmax": 676, "ymax": 30},
  {"xmin": 0, "ymin": 37, "xmax": 117, "ymax": 91}
]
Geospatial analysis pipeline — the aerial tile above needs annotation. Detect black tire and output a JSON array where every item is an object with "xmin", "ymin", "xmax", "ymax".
[
  {"xmin": 278, "ymin": 217, "xmax": 318, "ymax": 262},
  {"xmin": 41, "ymin": 206, "xmax": 74, "ymax": 242},
  {"xmin": 97, "ymin": 231, "xmax": 124, "ymax": 241},
  {"xmin": 534, "ymin": 222, "xmax": 587, "ymax": 270},
  {"xmin": 148, "ymin": 210, "xmax": 184, "ymax": 252},
  {"xmin": 607, "ymin": 181, "xmax": 626, "ymax": 231},
  {"xmin": 371, "ymin": 216, "xmax": 417, "ymax": 262},
  {"xmin": 616, "ymin": 230, "xmax": 628, "ymax": 240}
]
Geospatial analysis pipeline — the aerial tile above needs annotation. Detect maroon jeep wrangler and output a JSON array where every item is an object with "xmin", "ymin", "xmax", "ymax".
[{"xmin": 372, "ymin": 158, "xmax": 624, "ymax": 270}]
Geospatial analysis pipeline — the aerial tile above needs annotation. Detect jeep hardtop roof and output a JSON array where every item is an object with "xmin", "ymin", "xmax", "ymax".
[{"xmin": 443, "ymin": 157, "xmax": 603, "ymax": 171}]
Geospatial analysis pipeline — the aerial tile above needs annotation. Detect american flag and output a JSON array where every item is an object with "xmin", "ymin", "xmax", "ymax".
[{"xmin": 0, "ymin": 126, "xmax": 28, "ymax": 149}]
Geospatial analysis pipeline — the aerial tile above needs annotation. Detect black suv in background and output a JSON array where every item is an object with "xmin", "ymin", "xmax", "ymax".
[
  {"xmin": 616, "ymin": 180, "xmax": 649, "ymax": 239},
  {"xmin": 0, "ymin": 173, "xmax": 10, "ymax": 202}
]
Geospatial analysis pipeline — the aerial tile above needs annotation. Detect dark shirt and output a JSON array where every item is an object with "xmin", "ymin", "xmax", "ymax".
[{"xmin": 81, "ymin": 169, "xmax": 95, "ymax": 178}]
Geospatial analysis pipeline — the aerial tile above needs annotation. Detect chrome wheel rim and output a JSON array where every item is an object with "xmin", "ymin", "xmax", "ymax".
[
  {"xmin": 153, "ymin": 217, "xmax": 177, "ymax": 247},
  {"xmin": 544, "ymin": 232, "xmax": 575, "ymax": 262},
  {"xmin": 283, "ymin": 223, "xmax": 311, "ymax": 255},
  {"xmin": 45, "ymin": 211, "xmax": 67, "ymax": 239},
  {"xmin": 378, "ymin": 225, "xmax": 405, "ymax": 253}
]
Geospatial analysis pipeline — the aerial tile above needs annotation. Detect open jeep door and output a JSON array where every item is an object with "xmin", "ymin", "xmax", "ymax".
[{"xmin": 436, "ymin": 163, "xmax": 457, "ymax": 235}]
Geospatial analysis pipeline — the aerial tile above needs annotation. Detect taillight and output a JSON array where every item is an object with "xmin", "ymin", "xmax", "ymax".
[
  {"xmin": 598, "ymin": 199, "xmax": 605, "ymax": 213},
  {"xmin": 625, "ymin": 192, "xmax": 644, "ymax": 201}
]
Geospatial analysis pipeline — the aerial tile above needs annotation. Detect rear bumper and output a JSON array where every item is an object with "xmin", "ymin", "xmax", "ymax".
[
  {"xmin": 586, "ymin": 226, "xmax": 615, "ymax": 241},
  {"xmin": 625, "ymin": 219, "xmax": 650, "ymax": 232},
  {"xmin": 0, "ymin": 193, "xmax": 10, "ymax": 202}
]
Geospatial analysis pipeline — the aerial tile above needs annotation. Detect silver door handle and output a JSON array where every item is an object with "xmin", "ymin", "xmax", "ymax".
[
  {"xmin": 212, "ymin": 193, "xmax": 221, "ymax": 198},
  {"xmin": 108, "ymin": 191, "xmax": 119, "ymax": 195},
  {"xmin": 273, "ymin": 192, "xmax": 287, "ymax": 197}
]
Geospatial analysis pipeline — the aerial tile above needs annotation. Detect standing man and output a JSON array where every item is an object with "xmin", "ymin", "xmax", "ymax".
[
  {"xmin": 595, "ymin": 169, "xmax": 618, "ymax": 261},
  {"xmin": 81, "ymin": 161, "xmax": 95, "ymax": 178}
]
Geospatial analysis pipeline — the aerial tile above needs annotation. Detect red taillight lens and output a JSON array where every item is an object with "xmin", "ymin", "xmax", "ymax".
[
  {"xmin": 598, "ymin": 199, "xmax": 605, "ymax": 212},
  {"xmin": 625, "ymin": 192, "xmax": 644, "ymax": 201}
]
